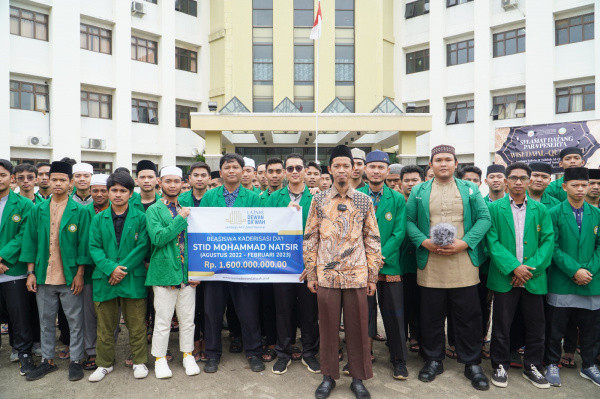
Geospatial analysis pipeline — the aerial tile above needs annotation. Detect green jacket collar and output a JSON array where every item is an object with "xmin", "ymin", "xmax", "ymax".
[
  {"xmin": 0, "ymin": 190, "xmax": 20, "ymax": 229},
  {"xmin": 417, "ymin": 177, "xmax": 474, "ymax": 220}
]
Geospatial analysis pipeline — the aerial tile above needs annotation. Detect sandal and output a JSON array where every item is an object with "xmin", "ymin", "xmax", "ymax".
[
  {"xmin": 58, "ymin": 347, "xmax": 70, "ymax": 360},
  {"xmin": 291, "ymin": 345, "xmax": 302, "ymax": 361},
  {"xmin": 124, "ymin": 354, "xmax": 133, "ymax": 368},
  {"xmin": 339, "ymin": 324, "xmax": 345, "ymax": 332},
  {"xmin": 409, "ymin": 342, "xmax": 420, "ymax": 353},
  {"xmin": 166, "ymin": 350, "xmax": 173, "ymax": 362},
  {"xmin": 338, "ymin": 348, "xmax": 343, "ymax": 362},
  {"xmin": 560, "ymin": 355, "xmax": 576, "ymax": 369},
  {"xmin": 373, "ymin": 333, "xmax": 386, "ymax": 342},
  {"xmin": 83, "ymin": 356, "xmax": 97, "ymax": 370},
  {"xmin": 262, "ymin": 346, "xmax": 277, "ymax": 362},
  {"xmin": 445, "ymin": 347, "xmax": 457, "ymax": 359},
  {"xmin": 229, "ymin": 336, "xmax": 243, "ymax": 353},
  {"xmin": 481, "ymin": 348, "xmax": 491, "ymax": 360}
]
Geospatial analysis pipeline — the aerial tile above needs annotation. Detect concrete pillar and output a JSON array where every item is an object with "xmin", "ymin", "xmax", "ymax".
[
  {"xmin": 473, "ymin": 0, "xmax": 491, "ymax": 169},
  {"xmin": 428, "ymin": 0, "xmax": 445, "ymax": 147},
  {"xmin": 398, "ymin": 131, "xmax": 417, "ymax": 164},
  {"xmin": 204, "ymin": 130, "xmax": 222, "ymax": 170},
  {"xmin": 159, "ymin": 0, "xmax": 177, "ymax": 166},
  {"xmin": 113, "ymin": 0, "xmax": 132, "ymax": 169},
  {"xmin": 0, "ymin": 2, "xmax": 9, "ymax": 159}
]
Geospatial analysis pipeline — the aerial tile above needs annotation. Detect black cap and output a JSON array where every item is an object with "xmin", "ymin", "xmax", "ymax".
[
  {"xmin": 529, "ymin": 162, "xmax": 552, "ymax": 175},
  {"xmin": 329, "ymin": 145, "xmax": 354, "ymax": 166},
  {"xmin": 321, "ymin": 165, "xmax": 331, "ymax": 176},
  {"xmin": 564, "ymin": 167, "xmax": 589, "ymax": 182},
  {"xmin": 486, "ymin": 164, "xmax": 505, "ymax": 176},
  {"xmin": 559, "ymin": 147, "xmax": 583, "ymax": 160},
  {"xmin": 49, "ymin": 161, "xmax": 72, "ymax": 177},
  {"xmin": 136, "ymin": 160, "xmax": 157, "ymax": 174},
  {"xmin": 589, "ymin": 169, "xmax": 600, "ymax": 180},
  {"xmin": 210, "ymin": 171, "xmax": 220, "ymax": 179}
]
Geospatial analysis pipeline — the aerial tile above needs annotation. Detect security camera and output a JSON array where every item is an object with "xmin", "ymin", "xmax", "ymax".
[{"xmin": 208, "ymin": 102, "xmax": 218, "ymax": 112}]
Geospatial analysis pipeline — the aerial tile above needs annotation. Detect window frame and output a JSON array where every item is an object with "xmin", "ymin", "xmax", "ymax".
[
  {"xmin": 447, "ymin": 0, "xmax": 473, "ymax": 8},
  {"xmin": 83, "ymin": 161, "xmax": 113, "ymax": 174},
  {"xmin": 335, "ymin": 0, "xmax": 354, "ymax": 28},
  {"xmin": 447, "ymin": 39, "xmax": 474, "ymax": 66},
  {"xmin": 253, "ymin": 0, "xmax": 273, "ymax": 28},
  {"xmin": 446, "ymin": 100, "xmax": 474, "ymax": 125},
  {"xmin": 253, "ymin": 43, "xmax": 274, "ymax": 86},
  {"xmin": 80, "ymin": 23, "xmax": 112, "ymax": 54},
  {"xmin": 555, "ymin": 84, "xmax": 595, "ymax": 114},
  {"xmin": 294, "ymin": 43, "xmax": 314, "ymax": 86},
  {"xmin": 10, "ymin": 6, "xmax": 48, "ymax": 41},
  {"xmin": 405, "ymin": 0, "xmax": 429, "ymax": 19},
  {"xmin": 10, "ymin": 80, "xmax": 49, "ymax": 112},
  {"xmin": 294, "ymin": 0, "xmax": 314, "ymax": 27},
  {"xmin": 555, "ymin": 13, "xmax": 594, "ymax": 46},
  {"xmin": 131, "ymin": 36, "xmax": 158, "ymax": 64},
  {"xmin": 175, "ymin": 104, "xmax": 197, "ymax": 128},
  {"xmin": 491, "ymin": 93, "xmax": 526, "ymax": 120},
  {"xmin": 81, "ymin": 90, "xmax": 112, "ymax": 120},
  {"xmin": 175, "ymin": 0, "xmax": 198, "ymax": 17},
  {"xmin": 493, "ymin": 28, "xmax": 525, "ymax": 58},
  {"xmin": 132, "ymin": 98, "xmax": 159, "ymax": 124},
  {"xmin": 335, "ymin": 44, "xmax": 355, "ymax": 86},
  {"xmin": 406, "ymin": 49, "xmax": 430, "ymax": 74},
  {"xmin": 175, "ymin": 47, "xmax": 197, "ymax": 73}
]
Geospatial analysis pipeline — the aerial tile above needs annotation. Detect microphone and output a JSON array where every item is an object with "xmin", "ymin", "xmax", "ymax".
[
  {"xmin": 337, "ymin": 204, "xmax": 347, "ymax": 212},
  {"xmin": 430, "ymin": 223, "xmax": 457, "ymax": 247}
]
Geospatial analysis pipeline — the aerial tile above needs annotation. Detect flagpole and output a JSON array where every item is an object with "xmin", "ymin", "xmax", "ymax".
[{"xmin": 315, "ymin": 37, "xmax": 319, "ymax": 163}]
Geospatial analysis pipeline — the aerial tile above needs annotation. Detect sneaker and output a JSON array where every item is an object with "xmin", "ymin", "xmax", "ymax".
[
  {"xmin": 133, "ymin": 364, "xmax": 148, "ymax": 379},
  {"xmin": 510, "ymin": 351, "xmax": 523, "ymax": 368},
  {"xmin": 248, "ymin": 355, "xmax": 265, "ymax": 372},
  {"xmin": 301, "ymin": 355, "xmax": 321, "ymax": 373},
  {"xmin": 154, "ymin": 357, "xmax": 172, "ymax": 379},
  {"xmin": 19, "ymin": 354, "xmax": 36, "ymax": 376},
  {"xmin": 88, "ymin": 366, "xmax": 113, "ymax": 382},
  {"xmin": 523, "ymin": 365, "xmax": 550, "ymax": 389},
  {"xmin": 69, "ymin": 361, "xmax": 84, "ymax": 381},
  {"xmin": 183, "ymin": 354, "xmax": 200, "ymax": 376},
  {"xmin": 272, "ymin": 358, "xmax": 291, "ymax": 375},
  {"xmin": 580, "ymin": 365, "xmax": 600, "ymax": 387},
  {"xmin": 25, "ymin": 359, "xmax": 58, "ymax": 381},
  {"xmin": 10, "ymin": 349, "xmax": 19, "ymax": 363},
  {"xmin": 544, "ymin": 364, "xmax": 561, "ymax": 387},
  {"xmin": 32, "ymin": 343, "xmax": 42, "ymax": 357},
  {"xmin": 491, "ymin": 365, "xmax": 508, "ymax": 388},
  {"xmin": 393, "ymin": 361, "xmax": 408, "ymax": 380}
]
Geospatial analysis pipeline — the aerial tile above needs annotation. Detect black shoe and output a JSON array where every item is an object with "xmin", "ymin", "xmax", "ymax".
[
  {"xmin": 248, "ymin": 355, "xmax": 265, "ymax": 372},
  {"xmin": 510, "ymin": 350, "xmax": 523, "ymax": 368},
  {"xmin": 302, "ymin": 355, "xmax": 321, "ymax": 373},
  {"xmin": 229, "ymin": 337, "xmax": 243, "ymax": 353},
  {"xmin": 19, "ymin": 354, "xmax": 36, "ymax": 376},
  {"xmin": 204, "ymin": 358, "xmax": 219, "ymax": 373},
  {"xmin": 350, "ymin": 380, "xmax": 371, "ymax": 399},
  {"xmin": 272, "ymin": 358, "xmax": 290, "ymax": 375},
  {"xmin": 68, "ymin": 361, "xmax": 84, "ymax": 381},
  {"xmin": 342, "ymin": 363, "xmax": 350, "ymax": 375},
  {"xmin": 315, "ymin": 377, "xmax": 336, "ymax": 399},
  {"xmin": 523, "ymin": 365, "xmax": 550, "ymax": 389},
  {"xmin": 491, "ymin": 365, "xmax": 508, "ymax": 388},
  {"xmin": 393, "ymin": 361, "xmax": 408, "ymax": 380},
  {"xmin": 464, "ymin": 364, "xmax": 489, "ymax": 391},
  {"xmin": 418, "ymin": 360, "xmax": 443, "ymax": 382},
  {"xmin": 26, "ymin": 360, "xmax": 58, "ymax": 381}
]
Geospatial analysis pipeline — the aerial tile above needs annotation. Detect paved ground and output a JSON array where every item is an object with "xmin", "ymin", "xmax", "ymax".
[{"xmin": 0, "ymin": 326, "xmax": 597, "ymax": 399}]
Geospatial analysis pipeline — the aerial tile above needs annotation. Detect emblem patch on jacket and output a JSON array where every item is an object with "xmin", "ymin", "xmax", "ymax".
[
  {"xmin": 135, "ymin": 232, "xmax": 139, "ymax": 241},
  {"xmin": 11, "ymin": 214, "xmax": 21, "ymax": 223},
  {"xmin": 68, "ymin": 224, "xmax": 78, "ymax": 233},
  {"xmin": 595, "ymin": 226, "xmax": 598, "ymax": 235},
  {"xmin": 537, "ymin": 224, "xmax": 541, "ymax": 232},
  {"xmin": 385, "ymin": 212, "xmax": 392, "ymax": 221}
]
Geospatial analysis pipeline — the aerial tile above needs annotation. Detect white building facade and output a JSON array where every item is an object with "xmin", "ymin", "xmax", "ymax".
[
  {"xmin": 2, "ymin": 0, "xmax": 209, "ymax": 172},
  {"xmin": 395, "ymin": 0, "xmax": 600, "ymax": 169}
]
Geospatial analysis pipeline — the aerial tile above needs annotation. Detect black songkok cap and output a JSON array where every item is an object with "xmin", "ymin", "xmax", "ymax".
[
  {"xmin": 321, "ymin": 165, "xmax": 331, "ymax": 176},
  {"xmin": 49, "ymin": 161, "xmax": 72, "ymax": 176},
  {"xmin": 529, "ymin": 162, "xmax": 552, "ymax": 175},
  {"xmin": 329, "ymin": 145, "xmax": 354, "ymax": 165},
  {"xmin": 559, "ymin": 147, "xmax": 582, "ymax": 160},
  {"xmin": 486, "ymin": 164, "xmax": 505, "ymax": 176},
  {"xmin": 589, "ymin": 169, "xmax": 600, "ymax": 180},
  {"xmin": 210, "ymin": 171, "xmax": 220, "ymax": 180},
  {"xmin": 564, "ymin": 167, "xmax": 589, "ymax": 182},
  {"xmin": 136, "ymin": 160, "xmax": 157, "ymax": 174}
]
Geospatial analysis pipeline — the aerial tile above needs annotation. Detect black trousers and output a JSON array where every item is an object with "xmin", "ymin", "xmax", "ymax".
[
  {"xmin": 0, "ymin": 279, "xmax": 34, "ymax": 355},
  {"xmin": 193, "ymin": 284, "xmax": 204, "ymax": 341},
  {"xmin": 226, "ymin": 297, "xmax": 241, "ymax": 337},
  {"xmin": 402, "ymin": 273, "xmax": 420, "ymax": 343},
  {"xmin": 545, "ymin": 305, "xmax": 600, "ymax": 369},
  {"xmin": 562, "ymin": 312, "xmax": 579, "ymax": 354},
  {"xmin": 491, "ymin": 288, "xmax": 545, "ymax": 370},
  {"xmin": 420, "ymin": 284, "xmax": 482, "ymax": 365},
  {"xmin": 478, "ymin": 273, "xmax": 493, "ymax": 341},
  {"xmin": 259, "ymin": 283, "xmax": 277, "ymax": 346},
  {"xmin": 369, "ymin": 281, "xmax": 408, "ymax": 363},
  {"xmin": 273, "ymin": 282, "xmax": 319, "ymax": 360},
  {"xmin": 204, "ymin": 281, "xmax": 261, "ymax": 359},
  {"xmin": 367, "ymin": 295, "xmax": 378, "ymax": 338}
]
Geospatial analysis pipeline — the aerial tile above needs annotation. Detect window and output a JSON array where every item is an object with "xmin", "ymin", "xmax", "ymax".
[
  {"xmin": 335, "ymin": 45, "xmax": 354, "ymax": 85},
  {"xmin": 446, "ymin": 100, "xmax": 474, "ymax": 124},
  {"xmin": 10, "ymin": 7, "xmax": 48, "ymax": 41},
  {"xmin": 80, "ymin": 23, "xmax": 111, "ymax": 54},
  {"xmin": 447, "ymin": 0, "xmax": 472, "ymax": 7},
  {"xmin": 253, "ymin": 98, "xmax": 273, "ymax": 112},
  {"xmin": 412, "ymin": 105, "xmax": 430, "ymax": 113},
  {"xmin": 447, "ymin": 39, "xmax": 474, "ymax": 66},
  {"xmin": 295, "ymin": 98, "xmax": 314, "ymax": 113},
  {"xmin": 144, "ymin": 0, "xmax": 157, "ymax": 3},
  {"xmin": 253, "ymin": 44, "xmax": 273, "ymax": 85},
  {"xmin": 491, "ymin": 93, "xmax": 525, "ymax": 120},
  {"xmin": 132, "ymin": 99, "xmax": 158, "ymax": 124},
  {"xmin": 131, "ymin": 36, "xmax": 157, "ymax": 64},
  {"xmin": 493, "ymin": 28, "xmax": 525, "ymax": 57},
  {"xmin": 81, "ymin": 91, "xmax": 111, "ymax": 119},
  {"xmin": 10, "ymin": 80, "xmax": 49, "ymax": 112},
  {"xmin": 176, "ymin": 105, "xmax": 197, "ymax": 128},
  {"xmin": 406, "ymin": 49, "xmax": 429, "ymax": 74},
  {"xmin": 175, "ymin": 0, "xmax": 197, "ymax": 17},
  {"xmin": 84, "ymin": 162, "xmax": 113, "ymax": 174},
  {"xmin": 11, "ymin": 158, "xmax": 49, "ymax": 166},
  {"xmin": 294, "ymin": 44, "xmax": 314, "ymax": 85},
  {"xmin": 253, "ymin": 0, "xmax": 273, "ymax": 27},
  {"xmin": 294, "ymin": 0, "xmax": 313, "ymax": 27},
  {"xmin": 556, "ymin": 13, "xmax": 594, "ymax": 45},
  {"xmin": 405, "ymin": 0, "xmax": 429, "ymax": 19},
  {"xmin": 335, "ymin": 0, "xmax": 354, "ymax": 27},
  {"xmin": 175, "ymin": 47, "xmax": 197, "ymax": 72},
  {"xmin": 556, "ymin": 84, "xmax": 595, "ymax": 113}
]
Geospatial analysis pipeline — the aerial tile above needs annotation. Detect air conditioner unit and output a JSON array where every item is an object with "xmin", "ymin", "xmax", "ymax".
[
  {"xmin": 28, "ymin": 136, "xmax": 49, "ymax": 146},
  {"xmin": 501, "ymin": 0, "xmax": 518, "ymax": 10},
  {"xmin": 131, "ymin": 1, "xmax": 145, "ymax": 16},
  {"xmin": 88, "ymin": 138, "xmax": 106, "ymax": 150}
]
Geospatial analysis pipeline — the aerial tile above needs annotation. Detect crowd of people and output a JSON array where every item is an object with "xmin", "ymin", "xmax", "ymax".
[{"xmin": 0, "ymin": 143, "xmax": 599, "ymax": 399}]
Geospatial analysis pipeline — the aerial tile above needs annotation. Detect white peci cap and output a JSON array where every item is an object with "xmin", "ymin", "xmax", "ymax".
[
  {"xmin": 160, "ymin": 166, "xmax": 183, "ymax": 179},
  {"xmin": 90, "ymin": 174, "xmax": 109, "ymax": 186},
  {"xmin": 243, "ymin": 157, "xmax": 256, "ymax": 169},
  {"xmin": 72, "ymin": 163, "xmax": 93, "ymax": 174}
]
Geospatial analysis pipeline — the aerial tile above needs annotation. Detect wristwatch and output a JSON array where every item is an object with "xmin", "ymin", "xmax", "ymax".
[{"xmin": 26, "ymin": 271, "xmax": 35, "ymax": 276}]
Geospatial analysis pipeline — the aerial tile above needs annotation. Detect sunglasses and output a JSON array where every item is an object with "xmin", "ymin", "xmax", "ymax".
[
  {"xmin": 286, "ymin": 166, "xmax": 304, "ymax": 173},
  {"xmin": 16, "ymin": 175, "xmax": 36, "ymax": 182}
]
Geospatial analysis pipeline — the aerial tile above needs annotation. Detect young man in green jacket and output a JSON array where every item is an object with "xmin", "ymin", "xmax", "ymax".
[
  {"xmin": 35, "ymin": 162, "xmax": 52, "ymax": 203},
  {"xmin": 546, "ymin": 147, "xmax": 585, "ymax": 202},
  {"xmin": 484, "ymin": 165, "xmax": 506, "ymax": 203},
  {"xmin": 585, "ymin": 168, "xmax": 600, "ymax": 207},
  {"xmin": 146, "ymin": 166, "xmax": 200, "ymax": 379},
  {"xmin": 266, "ymin": 154, "xmax": 319, "ymax": 376},
  {"xmin": 486, "ymin": 162, "xmax": 554, "ymax": 389},
  {"xmin": 241, "ymin": 157, "xmax": 262, "ymax": 194},
  {"xmin": 527, "ymin": 162, "xmax": 560, "ymax": 208},
  {"xmin": 21, "ymin": 161, "xmax": 91, "ymax": 382},
  {"xmin": 358, "ymin": 150, "xmax": 408, "ymax": 380},
  {"xmin": 88, "ymin": 172, "xmax": 151, "ymax": 382},
  {"xmin": 0, "ymin": 159, "xmax": 36, "ymax": 376},
  {"xmin": 131, "ymin": 160, "xmax": 161, "ymax": 213},
  {"xmin": 544, "ymin": 167, "xmax": 600, "ymax": 387},
  {"xmin": 200, "ymin": 154, "xmax": 264, "ymax": 374},
  {"xmin": 406, "ymin": 145, "xmax": 491, "ymax": 391},
  {"xmin": 14, "ymin": 163, "xmax": 37, "ymax": 203},
  {"xmin": 71, "ymin": 163, "xmax": 94, "ymax": 206}
]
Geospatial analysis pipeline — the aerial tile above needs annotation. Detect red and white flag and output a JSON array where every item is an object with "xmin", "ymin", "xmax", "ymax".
[{"xmin": 310, "ymin": 1, "xmax": 322, "ymax": 40}]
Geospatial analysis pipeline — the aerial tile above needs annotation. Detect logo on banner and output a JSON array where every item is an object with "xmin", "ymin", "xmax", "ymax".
[{"xmin": 226, "ymin": 211, "xmax": 246, "ymax": 225}]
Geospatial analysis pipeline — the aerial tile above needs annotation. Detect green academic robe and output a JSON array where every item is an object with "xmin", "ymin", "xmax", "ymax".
[
  {"xmin": 546, "ymin": 176, "xmax": 567, "ymax": 202},
  {"xmin": 200, "ymin": 185, "xmax": 261, "ymax": 208},
  {"xmin": 263, "ymin": 185, "xmax": 313, "ymax": 230},
  {"xmin": 130, "ymin": 192, "xmax": 160, "ymax": 213},
  {"xmin": 0, "ymin": 191, "xmax": 34, "ymax": 276}
]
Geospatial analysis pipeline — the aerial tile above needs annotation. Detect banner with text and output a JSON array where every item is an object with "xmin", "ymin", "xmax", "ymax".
[{"xmin": 187, "ymin": 207, "xmax": 304, "ymax": 283}]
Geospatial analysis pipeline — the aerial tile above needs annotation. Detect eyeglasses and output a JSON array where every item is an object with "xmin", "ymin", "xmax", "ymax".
[
  {"xmin": 286, "ymin": 166, "xmax": 304, "ymax": 173},
  {"xmin": 507, "ymin": 176, "xmax": 530, "ymax": 182},
  {"xmin": 16, "ymin": 175, "xmax": 35, "ymax": 182}
]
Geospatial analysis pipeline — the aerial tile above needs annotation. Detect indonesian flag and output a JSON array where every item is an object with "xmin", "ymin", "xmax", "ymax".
[{"xmin": 310, "ymin": 1, "xmax": 322, "ymax": 40}]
